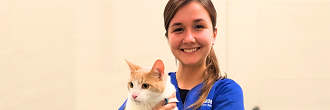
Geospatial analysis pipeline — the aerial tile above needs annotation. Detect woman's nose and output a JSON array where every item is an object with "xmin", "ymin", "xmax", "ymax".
[{"xmin": 183, "ymin": 30, "xmax": 196, "ymax": 44}]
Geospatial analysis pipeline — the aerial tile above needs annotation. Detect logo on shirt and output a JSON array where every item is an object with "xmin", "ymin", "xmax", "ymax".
[{"xmin": 202, "ymin": 99, "xmax": 212, "ymax": 107}]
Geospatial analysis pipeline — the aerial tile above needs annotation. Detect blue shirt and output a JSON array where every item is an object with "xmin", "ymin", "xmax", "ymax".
[{"xmin": 119, "ymin": 72, "xmax": 244, "ymax": 110}]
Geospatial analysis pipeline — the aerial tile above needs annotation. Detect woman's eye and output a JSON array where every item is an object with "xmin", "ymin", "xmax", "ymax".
[
  {"xmin": 195, "ymin": 25, "xmax": 204, "ymax": 29},
  {"xmin": 129, "ymin": 82, "xmax": 133, "ymax": 88},
  {"xmin": 173, "ymin": 28, "xmax": 183, "ymax": 32},
  {"xmin": 142, "ymin": 83, "xmax": 149, "ymax": 89}
]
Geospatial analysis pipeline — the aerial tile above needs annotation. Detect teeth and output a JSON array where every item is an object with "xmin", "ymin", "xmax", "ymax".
[{"xmin": 183, "ymin": 48, "xmax": 197, "ymax": 52}]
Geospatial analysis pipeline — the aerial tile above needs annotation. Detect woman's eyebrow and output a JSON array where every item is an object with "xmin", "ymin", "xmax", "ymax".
[
  {"xmin": 193, "ymin": 19, "xmax": 205, "ymax": 23},
  {"xmin": 170, "ymin": 22, "xmax": 182, "ymax": 27},
  {"xmin": 170, "ymin": 19, "xmax": 206, "ymax": 27}
]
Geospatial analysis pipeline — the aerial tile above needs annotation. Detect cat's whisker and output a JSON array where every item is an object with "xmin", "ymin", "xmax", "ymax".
[
  {"xmin": 141, "ymin": 100, "xmax": 146, "ymax": 110},
  {"xmin": 145, "ymin": 101, "xmax": 151, "ymax": 110},
  {"xmin": 142, "ymin": 101, "xmax": 146, "ymax": 110},
  {"xmin": 145, "ymin": 101, "xmax": 152, "ymax": 110},
  {"xmin": 142, "ymin": 100, "xmax": 147, "ymax": 109},
  {"xmin": 146, "ymin": 100, "xmax": 153, "ymax": 109}
]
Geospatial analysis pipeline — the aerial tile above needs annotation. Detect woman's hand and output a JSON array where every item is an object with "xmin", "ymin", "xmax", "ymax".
[{"xmin": 152, "ymin": 94, "xmax": 177, "ymax": 110}]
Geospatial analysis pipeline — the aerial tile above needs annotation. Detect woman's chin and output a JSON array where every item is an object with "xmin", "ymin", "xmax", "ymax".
[{"xmin": 181, "ymin": 60, "xmax": 200, "ymax": 66}]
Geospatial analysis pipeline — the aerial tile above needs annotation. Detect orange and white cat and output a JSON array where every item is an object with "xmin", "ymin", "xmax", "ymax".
[{"xmin": 124, "ymin": 59, "xmax": 178, "ymax": 110}]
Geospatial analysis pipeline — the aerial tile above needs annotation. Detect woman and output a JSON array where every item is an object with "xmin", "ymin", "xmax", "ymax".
[{"xmin": 120, "ymin": 0, "xmax": 244, "ymax": 109}]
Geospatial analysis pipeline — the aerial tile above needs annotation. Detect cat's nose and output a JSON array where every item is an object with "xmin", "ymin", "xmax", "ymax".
[{"xmin": 132, "ymin": 95, "xmax": 138, "ymax": 99}]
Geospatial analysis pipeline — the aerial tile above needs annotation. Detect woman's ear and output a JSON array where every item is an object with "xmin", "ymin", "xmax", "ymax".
[{"xmin": 212, "ymin": 27, "xmax": 217, "ymax": 45}]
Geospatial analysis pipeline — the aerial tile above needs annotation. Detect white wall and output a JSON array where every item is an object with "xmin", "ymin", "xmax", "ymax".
[
  {"xmin": 226, "ymin": 1, "xmax": 330, "ymax": 110},
  {"xmin": 1, "ymin": 0, "xmax": 329, "ymax": 110},
  {"xmin": 0, "ymin": 0, "xmax": 77, "ymax": 110}
]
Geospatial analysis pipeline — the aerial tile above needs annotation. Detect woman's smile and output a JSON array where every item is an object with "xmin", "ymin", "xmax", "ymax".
[{"xmin": 180, "ymin": 47, "xmax": 201, "ymax": 53}]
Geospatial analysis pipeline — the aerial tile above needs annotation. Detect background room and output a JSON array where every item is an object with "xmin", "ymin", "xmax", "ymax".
[{"xmin": 1, "ymin": 0, "xmax": 329, "ymax": 110}]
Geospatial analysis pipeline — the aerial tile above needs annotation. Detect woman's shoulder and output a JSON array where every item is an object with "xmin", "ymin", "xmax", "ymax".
[
  {"xmin": 210, "ymin": 78, "xmax": 245, "ymax": 109},
  {"xmin": 214, "ymin": 78, "xmax": 241, "ymax": 87},
  {"xmin": 213, "ymin": 78, "xmax": 243, "ymax": 94}
]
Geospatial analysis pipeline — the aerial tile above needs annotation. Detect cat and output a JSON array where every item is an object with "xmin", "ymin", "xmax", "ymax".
[{"xmin": 124, "ymin": 59, "xmax": 178, "ymax": 110}]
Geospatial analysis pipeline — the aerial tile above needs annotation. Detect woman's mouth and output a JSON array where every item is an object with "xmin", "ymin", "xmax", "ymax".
[{"xmin": 180, "ymin": 47, "xmax": 201, "ymax": 52}]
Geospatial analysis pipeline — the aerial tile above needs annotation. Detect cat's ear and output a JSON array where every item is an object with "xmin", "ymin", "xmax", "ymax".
[
  {"xmin": 125, "ymin": 59, "xmax": 141, "ymax": 73},
  {"xmin": 150, "ymin": 59, "xmax": 165, "ymax": 80}
]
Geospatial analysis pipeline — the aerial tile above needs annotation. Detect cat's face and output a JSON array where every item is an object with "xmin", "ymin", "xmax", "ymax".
[
  {"xmin": 127, "ymin": 71, "xmax": 164, "ymax": 104},
  {"xmin": 125, "ymin": 60, "xmax": 166, "ymax": 104}
]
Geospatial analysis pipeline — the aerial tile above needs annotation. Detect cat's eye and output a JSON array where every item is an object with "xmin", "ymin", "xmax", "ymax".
[
  {"xmin": 142, "ymin": 83, "xmax": 149, "ymax": 89},
  {"xmin": 129, "ymin": 82, "xmax": 133, "ymax": 88}
]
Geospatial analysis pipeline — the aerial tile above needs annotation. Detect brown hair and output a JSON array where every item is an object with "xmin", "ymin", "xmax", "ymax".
[{"xmin": 164, "ymin": 0, "xmax": 227, "ymax": 109}]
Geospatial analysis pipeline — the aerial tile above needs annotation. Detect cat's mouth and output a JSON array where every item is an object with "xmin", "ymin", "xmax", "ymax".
[
  {"xmin": 180, "ymin": 47, "xmax": 201, "ymax": 52},
  {"xmin": 133, "ymin": 100, "xmax": 143, "ymax": 105}
]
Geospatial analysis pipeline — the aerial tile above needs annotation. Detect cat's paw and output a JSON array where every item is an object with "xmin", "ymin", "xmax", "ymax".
[
  {"xmin": 168, "ymin": 97, "xmax": 179, "ymax": 103},
  {"xmin": 171, "ymin": 107, "xmax": 179, "ymax": 110}
]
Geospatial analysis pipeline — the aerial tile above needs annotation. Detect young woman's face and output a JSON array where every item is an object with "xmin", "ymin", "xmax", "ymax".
[{"xmin": 168, "ymin": 2, "xmax": 217, "ymax": 67}]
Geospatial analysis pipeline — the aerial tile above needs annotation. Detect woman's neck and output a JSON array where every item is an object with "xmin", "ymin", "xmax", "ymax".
[{"xmin": 176, "ymin": 63, "xmax": 206, "ymax": 90}]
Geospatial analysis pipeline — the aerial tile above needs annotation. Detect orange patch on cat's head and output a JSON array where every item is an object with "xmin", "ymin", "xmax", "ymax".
[{"xmin": 125, "ymin": 59, "xmax": 166, "ymax": 93}]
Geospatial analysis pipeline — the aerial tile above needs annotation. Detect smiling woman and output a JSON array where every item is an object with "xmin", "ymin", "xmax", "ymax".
[
  {"xmin": 167, "ymin": 2, "xmax": 216, "ymax": 67},
  {"xmin": 118, "ymin": 0, "xmax": 244, "ymax": 110},
  {"xmin": 162, "ymin": 0, "xmax": 244, "ymax": 110}
]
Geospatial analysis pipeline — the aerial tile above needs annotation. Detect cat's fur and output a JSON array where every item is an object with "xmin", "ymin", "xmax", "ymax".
[{"xmin": 125, "ymin": 59, "xmax": 178, "ymax": 110}]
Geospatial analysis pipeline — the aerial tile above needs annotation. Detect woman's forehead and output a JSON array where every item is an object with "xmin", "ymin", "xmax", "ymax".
[{"xmin": 170, "ymin": 2, "xmax": 211, "ymax": 25}]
